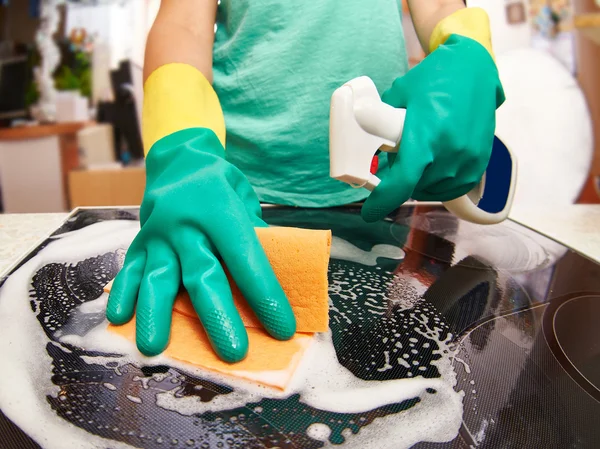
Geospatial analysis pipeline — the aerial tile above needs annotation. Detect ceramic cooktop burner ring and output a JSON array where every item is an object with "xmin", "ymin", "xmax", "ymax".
[{"xmin": 543, "ymin": 292, "xmax": 600, "ymax": 403}]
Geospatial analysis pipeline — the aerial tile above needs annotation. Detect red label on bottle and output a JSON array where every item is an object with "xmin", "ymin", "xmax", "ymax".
[{"xmin": 370, "ymin": 155, "xmax": 379, "ymax": 174}]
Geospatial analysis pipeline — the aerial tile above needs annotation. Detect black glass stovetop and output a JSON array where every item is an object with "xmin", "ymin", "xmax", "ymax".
[{"xmin": 0, "ymin": 205, "xmax": 598, "ymax": 448}]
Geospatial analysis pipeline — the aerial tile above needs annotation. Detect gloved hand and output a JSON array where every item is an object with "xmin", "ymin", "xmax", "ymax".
[
  {"xmin": 362, "ymin": 8, "xmax": 505, "ymax": 223},
  {"xmin": 106, "ymin": 64, "xmax": 296, "ymax": 362}
]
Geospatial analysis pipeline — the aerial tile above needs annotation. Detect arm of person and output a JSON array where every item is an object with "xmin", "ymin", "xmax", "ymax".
[
  {"xmin": 406, "ymin": 0, "xmax": 464, "ymax": 53},
  {"xmin": 144, "ymin": 0, "xmax": 216, "ymax": 82},
  {"xmin": 141, "ymin": 0, "xmax": 224, "ymax": 154},
  {"xmin": 406, "ymin": 0, "xmax": 494, "ymax": 58}
]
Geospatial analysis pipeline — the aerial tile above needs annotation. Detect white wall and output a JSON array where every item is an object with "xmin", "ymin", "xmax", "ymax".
[
  {"xmin": 65, "ymin": 0, "xmax": 159, "ymax": 104},
  {"xmin": 467, "ymin": 0, "xmax": 533, "ymax": 55},
  {"xmin": 65, "ymin": 3, "xmax": 120, "ymax": 68},
  {"xmin": 65, "ymin": 0, "xmax": 157, "ymax": 70}
]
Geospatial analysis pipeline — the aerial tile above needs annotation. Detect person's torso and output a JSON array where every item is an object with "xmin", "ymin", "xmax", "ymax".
[{"xmin": 213, "ymin": 0, "xmax": 409, "ymax": 207}]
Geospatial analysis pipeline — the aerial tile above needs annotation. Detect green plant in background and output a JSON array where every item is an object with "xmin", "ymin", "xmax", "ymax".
[
  {"xmin": 54, "ymin": 49, "xmax": 92, "ymax": 98},
  {"xmin": 26, "ymin": 31, "xmax": 93, "ymax": 108},
  {"xmin": 25, "ymin": 82, "xmax": 40, "ymax": 107},
  {"xmin": 25, "ymin": 45, "xmax": 41, "ymax": 108}
]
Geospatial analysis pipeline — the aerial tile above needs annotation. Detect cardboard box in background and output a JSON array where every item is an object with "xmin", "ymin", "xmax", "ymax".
[{"xmin": 68, "ymin": 167, "xmax": 145, "ymax": 207}]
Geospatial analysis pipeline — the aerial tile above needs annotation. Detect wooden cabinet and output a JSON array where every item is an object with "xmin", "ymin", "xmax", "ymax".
[{"xmin": 0, "ymin": 122, "xmax": 92, "ymax": 212}]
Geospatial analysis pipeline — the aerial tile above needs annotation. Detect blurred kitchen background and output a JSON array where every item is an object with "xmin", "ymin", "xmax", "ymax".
[{"xmin": 0, "ymin": 0, "xmax": 599, "ymax": 213}]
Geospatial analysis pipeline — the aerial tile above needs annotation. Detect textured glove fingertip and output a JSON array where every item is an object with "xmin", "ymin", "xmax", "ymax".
[
  {"xmin": 268, "ymin": 307, "xmax": 296, "ymax": 341},
  {"xmin": 216, "ymin": 342, "xmax": 248, "ymax": 364},
  {"xmin": 203, "ymin": 309, "xmax": 249, "ymax": 363},
  {"xmin": 213, "ymin": 333, "xmax": 249, "ymax": 363},
  {"xmin": 252, "ymin": 292, "xmax": 296, "ymax": 341},
  {"xmin": 106, "ymin": 291, "xmax": 132, "ymax": 325},
  {"xmin": 135, "ymin": 302, "xmax": 172, "ymax": 357},
  {"xmin": 360, "ymin": 201, "xmax": 386, "ymax": 224},
  {"xmin": 137, "ymin": 333, "xmax": 169, "ymax": 358}
]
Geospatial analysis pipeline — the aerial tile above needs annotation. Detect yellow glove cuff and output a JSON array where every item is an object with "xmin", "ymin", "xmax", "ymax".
[
  {"xmin": 142, "ymin": 63, "xmax": 226, "ymax": 155},
  {"xmin": 429, "ymin": 7, "xmax": 495, "ymax": 61}
]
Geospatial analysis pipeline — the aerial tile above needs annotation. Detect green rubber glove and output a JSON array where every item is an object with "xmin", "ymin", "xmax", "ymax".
[
  {"xmin": 361, "ymin": 34, "xmax": 505, "ymax": 223},
  {"xmin": 106, "ymin": 128, "xmax": 296, "ymax": 362}
]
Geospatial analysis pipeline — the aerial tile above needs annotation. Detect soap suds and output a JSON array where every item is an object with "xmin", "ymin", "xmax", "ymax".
[
  {"xmin": 307, "ymin": 423, "xmax": 332, "ymax": 441},
  {"xmin": 330, "ymin": 236, "xmax": 405, "ymax": 266},
  {"xmin": 126, "ymin": 395, "xmax": 142, "ymax": 404},
  {"xmin": 0, "ymin": 218, "xmax": 465, "ymax": 449},
  {"xmin": 0, "ymin": 221, "xmax": 141, "ymax": 449}
]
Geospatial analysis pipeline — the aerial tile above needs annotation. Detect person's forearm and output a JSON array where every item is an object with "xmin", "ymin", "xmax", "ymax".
[
  {"xmin": 143, "ymin": 0, "xmax": 217, "ymax": 83},
  {"xmin": 407, "ymin": 0, "xmax": 465, "ymax": 53},
  {"xmin": 141, "ymin": 0, "xmax": 225, "ymax": 154}
]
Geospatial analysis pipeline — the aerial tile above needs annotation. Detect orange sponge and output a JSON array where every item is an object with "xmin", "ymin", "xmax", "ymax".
[
  {"xmin": 169, "ymin": 227, "xmax": 331, "ymax": 332},
  {"xmin": 108, "ymin": 313, "xmax": 314, "ymax": 390},
  {"xmin": 105, "ymin": 227, "xmax": 331, "ymax": 332},
  {"xmin": 104, "ymin": 226, "xmax": 331, "ymax": 389}
]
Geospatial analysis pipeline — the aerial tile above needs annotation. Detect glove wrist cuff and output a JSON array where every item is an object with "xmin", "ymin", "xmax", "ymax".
[
  {"xmin": 429, "ymin": 7, "xmax": 495, "ymax": 61},
  {"xmin": 143, "ymin": 63, "xmax": 226, "ymax": 155}
]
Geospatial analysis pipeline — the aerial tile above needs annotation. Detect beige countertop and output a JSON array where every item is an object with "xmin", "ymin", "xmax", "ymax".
[
  {"xmin": 0, "ymin": 205, "xmax": 599, "ymax": 277},
  {"xmin": 0, "ymin": 213, "xmax": 68, "ymax": 275},
  {"xmin": 509, "ymin": 205, "xmax": 600, "ymax": 263}
]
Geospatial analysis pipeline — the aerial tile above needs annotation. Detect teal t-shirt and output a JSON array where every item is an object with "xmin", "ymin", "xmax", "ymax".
[{"xmin": 213, "ymin": 0, "xmax": 409, "ymax": 207}]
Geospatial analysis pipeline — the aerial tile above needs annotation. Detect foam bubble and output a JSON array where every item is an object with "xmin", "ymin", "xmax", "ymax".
[
  {"xmin": 307, "ymin": 423, "xmax": 331, "ymax": 441},
  {"xmin": 125, "ymin": 395, "xmax": 142, "ymax": 404}
]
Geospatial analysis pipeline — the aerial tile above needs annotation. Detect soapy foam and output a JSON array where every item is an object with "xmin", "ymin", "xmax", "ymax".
[
  {"xmin": 387, "ymin": 272, "xmax": 428, "ymax": 310},
  {"xmin": 0, "ymin": 221, "xmax": 140, "ymax": 449},
  {"xmin": 0, "ymin": 218, "xmax": 465, "ymax": 448},
  {"xmin": 62, "ymin": 319, "xmax": 463, "ymax": 447},
  {"xmin": 307, "ymin": 423, "xmax": 332, "ymax": 442}
]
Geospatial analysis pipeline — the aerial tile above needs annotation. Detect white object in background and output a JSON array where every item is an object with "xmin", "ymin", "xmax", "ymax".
[
  {"xmin": 467, "ymin": 0, "xmax": 532, "ymax": 55},
  {"xmin": 0, "ymin": 138, "xmax": 65, "ymax": 213},
  {"xmin": 55, "ymin": 91, "xmax": 89, "ymax": 123},
  {"xmin": 92, "ymin": 41, "xmax": 114, "ymax": 104},
  {"xmin": 146, "ymin": 0, "xmax": 161, "ymax": 34},
  {"xmin": 65, "ymin": 1, "xmax": 111, "ymax": 42},
  {"xmin": 129, "ymin": 62, "xmax": 144, "ymax": 135},
  {"xmin": 329, "ymin": 76, "xmax": 517, "ymax": 225},
  {"xmin": 531, "ymin": 31, "xmax": 576, "ymax": 74},
  {"xmin": 65, "ymin": 1, "xmax": 135, "ymax": 70},
  {"xmin": 31, "ymin": 0, "xmax": 65, "ymax": 123},
  {"xmin": 77, "ymin": 124, "xmax": 116, "ymax": 168},
  {"xmin": 130, "ymin": 0, "xmax": 150, "ymax": 68},
  {"xmin": 494, "ymin": 48, "xmax": 593, "ymax": 209}
]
